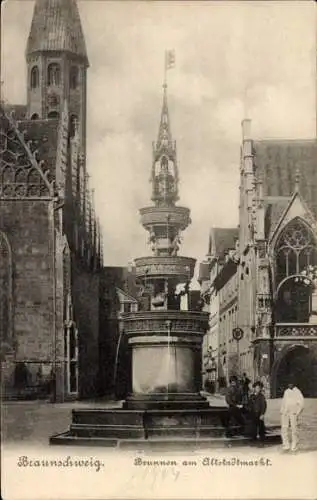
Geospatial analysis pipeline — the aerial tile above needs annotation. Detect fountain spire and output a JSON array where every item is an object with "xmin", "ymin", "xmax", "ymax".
[
  {"xmin": 156, "ymin": 82, "xmax": 173, "ymax": 148},
  {"xmin": 151, "ymin": 51, "xmax": 179, "ymax": 207}
]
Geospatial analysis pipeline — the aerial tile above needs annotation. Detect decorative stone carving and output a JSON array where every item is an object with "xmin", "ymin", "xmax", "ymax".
[
  {"xmin": 122, "ymin": 311, "xmax": 209, "ymax": 336},
  {"xmin": 140, "ymin": 206, "xmax": 191, "ymax": 230},
  {"xmin": 135, "ymin": 256, "xmax": 196, "ymax": 279},
  {"xmin": 0, "ymin": 113, "xmax": 53, "ymax": 199},
  {"xmin": 276, "ymin": 325, "xmax": 317, "ymax": 337}
]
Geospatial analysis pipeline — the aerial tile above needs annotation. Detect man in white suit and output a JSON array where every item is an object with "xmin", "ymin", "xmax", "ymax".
[{"xmin": 280, "ymin": 379, "xmax": 304, "ymax": 452}]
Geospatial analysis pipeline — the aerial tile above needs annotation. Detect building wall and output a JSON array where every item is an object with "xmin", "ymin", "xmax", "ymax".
[
  {"xmin": 72, "ymin": 260, "xmax": 100, "ymax": 398},
  {"xmin": 0, "ymin": 198, "xmax": 54, "ymax": 395},
  {"xmin": 218, "ymin": 272, "xmax": 238, "ymax": 382},
  {"xmin": 98, "ymin": 267, "xmax": 136, "ymax": 398}
]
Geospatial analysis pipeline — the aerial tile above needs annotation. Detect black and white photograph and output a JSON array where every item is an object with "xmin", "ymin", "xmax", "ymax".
[{"xmin": 1, "ymin": 0, "xmax": 317, "ymax": 498}]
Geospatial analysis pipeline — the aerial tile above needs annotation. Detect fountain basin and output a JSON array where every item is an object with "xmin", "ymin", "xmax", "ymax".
[{"xmin": 121, "ymin": 310, "xmax": 208, "ymax": 406}]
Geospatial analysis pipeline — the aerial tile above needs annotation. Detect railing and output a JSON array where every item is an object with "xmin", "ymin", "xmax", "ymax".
[
  {"xmin": 121, "ymin": 310, "xmax": 209, "ymax": 336},
  {"xmin": 275, "ymin": 324, "xmax": 317, "ymax": 338}
]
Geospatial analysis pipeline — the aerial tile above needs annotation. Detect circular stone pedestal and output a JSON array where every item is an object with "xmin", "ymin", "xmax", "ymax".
[{"xmin": 121, "ymin": 310, "xmax": 209, "ymax": 409}]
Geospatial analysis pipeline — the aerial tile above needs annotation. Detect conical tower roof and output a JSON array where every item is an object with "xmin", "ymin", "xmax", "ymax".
[{"xmin": 26, "ymin": 0, "xmax": 89, "ymax": 65}]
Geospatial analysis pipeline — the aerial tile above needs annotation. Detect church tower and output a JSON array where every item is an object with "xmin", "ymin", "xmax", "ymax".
[{"xmin": 25, "ymin": 0, "xmax": 89, "ymax": 155}]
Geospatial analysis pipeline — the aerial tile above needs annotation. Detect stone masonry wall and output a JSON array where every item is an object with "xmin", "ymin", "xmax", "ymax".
[
  {"xmin": 72, "ymin": 259, "xmax": 100, "ymax": 399},
  {"xmin": 0, "ymin": 199, "xmax": 54, "ymax": 394}
]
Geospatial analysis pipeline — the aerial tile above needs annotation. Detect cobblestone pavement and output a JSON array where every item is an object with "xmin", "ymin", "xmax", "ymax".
[{"xmin": 2, "ymin": 397, "xmax": 317, "ymax": 450}]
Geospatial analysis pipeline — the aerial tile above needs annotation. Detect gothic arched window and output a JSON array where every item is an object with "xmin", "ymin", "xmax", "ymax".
[
  {"xmin": 30, "ymin": 66, "xmax": 39, "ymax": 89},
  {"xmin": 70, "ymin": 66, "xmax": 79, "ymax": 89},
  {"xmin": 47, "ymin": 63, "xmax": 61, "ymax": 86},
  {"xmin": 275, "ymin": 218, "xmax": 317, "ymax": 287},
  {"xmin": 274, "ymin": 218, "xmax": 317, "ymax": 323},
  {"xmin": 0, "ymin": 232, "xmax": 13, "ymax": 343}
]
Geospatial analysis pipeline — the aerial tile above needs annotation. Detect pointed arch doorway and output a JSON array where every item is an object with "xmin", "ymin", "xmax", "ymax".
[{"xmin": 272, "ymin": 344, "xmax": 317, "ymax": 397}]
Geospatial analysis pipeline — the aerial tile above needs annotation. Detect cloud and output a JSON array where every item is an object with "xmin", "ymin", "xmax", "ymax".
[{"xmin": 2, "ymin": 0, "xmax": 316, "ymax": 266}]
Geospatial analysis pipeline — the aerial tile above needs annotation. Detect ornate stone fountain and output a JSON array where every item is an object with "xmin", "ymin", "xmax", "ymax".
[
  {"xmin": 50, "ymin": 82, "xmax": 280, "ymax": 448},
  {"xmin": 121, "ymin": 82, "xmax": 210, "ymax": 412}
]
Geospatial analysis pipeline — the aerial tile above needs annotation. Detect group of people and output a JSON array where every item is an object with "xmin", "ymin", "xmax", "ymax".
[{"xmin": 225, "ymin": 373, "xmax": 304, "ymax": 451}]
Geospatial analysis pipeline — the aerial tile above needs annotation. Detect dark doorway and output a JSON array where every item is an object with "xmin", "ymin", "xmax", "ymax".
[
  {"xmin": 274, "ymin": 346, "xmax": 317, "ymax": 397},
  {"xmin": 48, "ymin": 111, "xmax": 60, "ymax": 119}
]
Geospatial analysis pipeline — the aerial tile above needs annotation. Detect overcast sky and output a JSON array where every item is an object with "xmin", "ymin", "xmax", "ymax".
[{"xmin": 2, "ymin": 0, "xmax": 316, "ymax": 268}]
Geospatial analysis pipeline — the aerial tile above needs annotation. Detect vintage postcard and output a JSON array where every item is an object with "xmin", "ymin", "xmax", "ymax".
[{"xmin": 1, "ymin": 0, "xmax": 317, "ymax": 499}]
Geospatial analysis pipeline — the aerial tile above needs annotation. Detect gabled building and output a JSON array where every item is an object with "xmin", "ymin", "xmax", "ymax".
[
  {"xmin": 199, "ymin": 228, "xmax": 239, "ymax": 391},
  {"xmin": 0, "ymin": 0, "xmax": 103, "ymax": 402},
  {"xmin": 200, "ymin": 120, "xmax": 317, "ymax": 397},
  {"xmin": 99, "ymin": 266, "xmax": 139, "ymax": 399}
]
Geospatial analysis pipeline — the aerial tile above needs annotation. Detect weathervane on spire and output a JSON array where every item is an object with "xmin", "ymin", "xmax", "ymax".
[{"xmin": 163, "ymin": 49, "xmax": 176, "ymax": 88}]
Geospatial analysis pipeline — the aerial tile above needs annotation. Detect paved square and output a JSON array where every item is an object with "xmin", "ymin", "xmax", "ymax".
[{"xmin": 2, "ymin": 397, "xmax": 317, "ymax": 451}]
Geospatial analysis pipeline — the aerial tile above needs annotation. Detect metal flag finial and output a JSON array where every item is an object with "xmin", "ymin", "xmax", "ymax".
[
  {"xmin": 295, "ymin": 167, "xmax": 300, "ymax": 192},
  {"xmin": 163, "ymin": 49, "xmax": 176, "ymax": 88}
]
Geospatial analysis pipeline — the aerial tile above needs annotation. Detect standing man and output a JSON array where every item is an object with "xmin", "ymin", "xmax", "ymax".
[
  {"xmin": 248, "ymin": 381, "xmax": 267, "ymax": 444},
  {"xmin": 280, "ymin": 379, "xmax": 304, "ymax": 452},
  {"xmin": 225, "ymin": 375, "xmax": 245, "ymax": 437}
]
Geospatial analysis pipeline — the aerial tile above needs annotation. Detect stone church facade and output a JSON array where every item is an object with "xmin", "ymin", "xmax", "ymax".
[
  {"xmin": 200, "ymin": 119, "xmax": 317, "ymax": 397},
  {"xmin": 0, "ymin": 0, "xmax": 103, "ymax": 402}
]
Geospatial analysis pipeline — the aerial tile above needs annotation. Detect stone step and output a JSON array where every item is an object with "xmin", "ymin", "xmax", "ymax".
[
  {"xmin": 69, "ymin": 422, "xmax": 229, "ymax": 439},
  {"xmin": 50, "ymin": 431, "xmax": 281, "ymax": 449}
]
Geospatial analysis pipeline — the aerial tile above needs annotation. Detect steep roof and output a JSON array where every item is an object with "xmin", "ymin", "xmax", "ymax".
[
  {"xmin": 264, "ymin": 197, "xmax": 291, "ymax": 239},
  {"xmin": 16, "ymin": 119, "xmax": 59, "ymax": 182},
  {"xmin": 254, "ymin": 139, "xmax": 317, "ymax": 218},
  {"xmin": 116, "ymin": 288, "xmax": 138, "ymax": 304},
  {"xmin": 209, "ymin": 227, "xmax": 239, "ymax": 261},
  {"xmin": 26, "ymin": 0, "xmax": 89, "ymax": 65}
]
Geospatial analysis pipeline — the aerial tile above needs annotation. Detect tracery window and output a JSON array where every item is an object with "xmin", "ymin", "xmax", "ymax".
[
  {"xmin": 47, "ymin": 63, "xmax": 61, "ymax": 86},
  {"xmin": 275, "ymin": 218, "xmax": 317, "ymax": 287},
  {"xmin": 30, "ymin": 66, "xmax": 39, "ymax": 89},
  {"xmin": 0, "ymin": 232, "xmax": 13, "ymax": 343},
  {"xmin": 274, "ymin": 218, "xmax": 317, "ymax": 323}
]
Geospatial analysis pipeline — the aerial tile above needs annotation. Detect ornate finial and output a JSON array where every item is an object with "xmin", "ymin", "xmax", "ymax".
[
  {"xmin": 156, "ymin": 51, "xmax": 176, "ymax": 148},
  {"xmin": 156, "ymin": 84, "xmax": 172, "ymax": 147},
  {"xmin": 150, "ymin": 52, "xmax": 179, "ymax": 207},
  {"xmin": 295, "ymin": 167, "xmax": 300, "ymax": 192}
]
